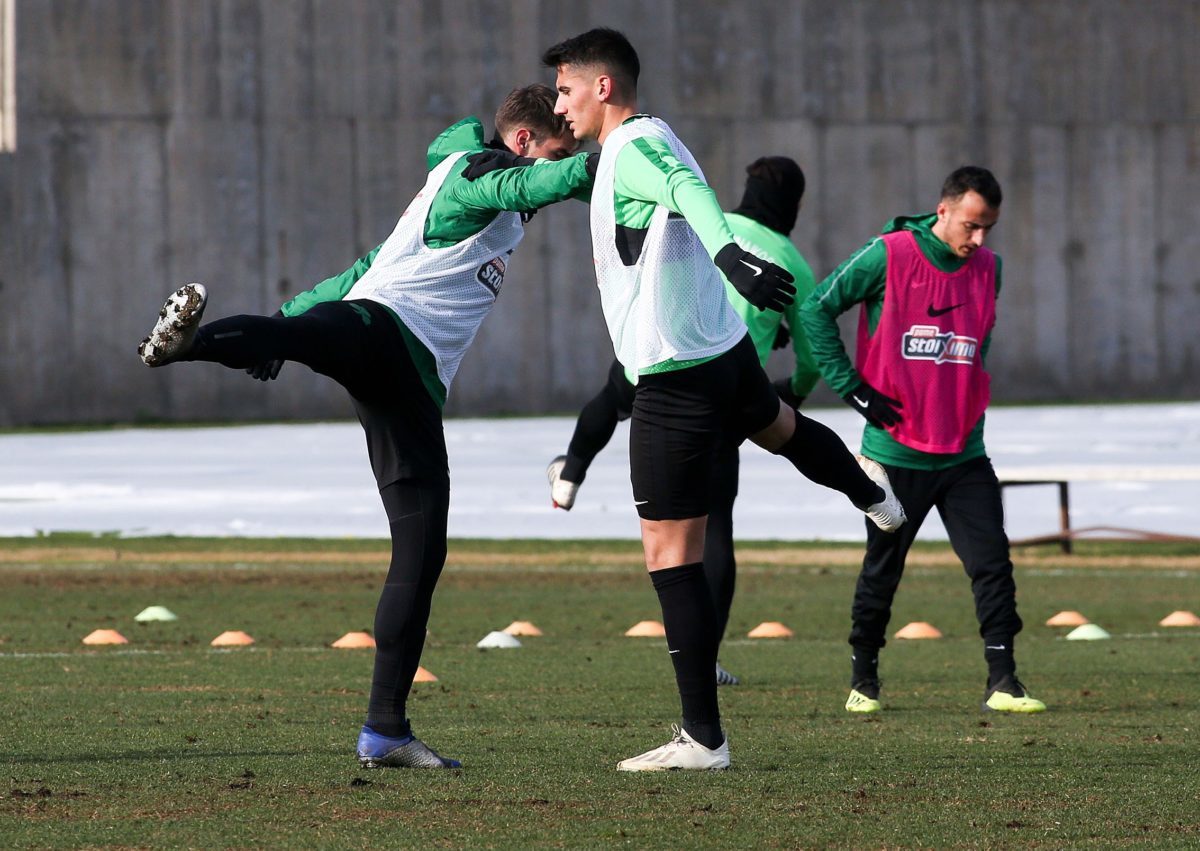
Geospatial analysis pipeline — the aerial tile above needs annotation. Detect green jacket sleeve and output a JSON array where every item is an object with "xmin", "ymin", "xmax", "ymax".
[
  {"xmin": 446, "ymin": 152, "xmax": 594, "ymax": 213},
  {"xmin": 280, "ymin": 244, "xmax": 382, "ymax": 317},
  {"xmin": 797, "ymin": 236, "xmax": 888, "ymax": 397},
  {"xmin": 613, "ymin": 138, "xmax": 735, "ymax": 259},
  {"xmin": 782, "ymin": 279, "xmax": 820, "ymax": 398}
]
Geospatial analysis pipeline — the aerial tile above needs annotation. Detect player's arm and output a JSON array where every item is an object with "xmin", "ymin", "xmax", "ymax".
[
  {"xmin": 981, "ymin": 256, "xmax": 1002, "ymax": 364},
  {"xmin": 451, "ymin": 152, "xmax": 595, "ymax": 212},
  {"xmin": 615, "ymin": 140, "xmax": 795, "ymax": 311},
  {"xmin": 798, "ymin": 237, "xmax": 888, "ymax": 396},
  {"xmin": 782, "ymin": 273, "xmax": 821, "ymax": 400},
  {"xmin": 280, "ymin": 245, "xmax": 382, "ymax": 317}
]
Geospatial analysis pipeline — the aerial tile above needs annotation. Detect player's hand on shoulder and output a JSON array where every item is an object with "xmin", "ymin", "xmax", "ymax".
[
  {"xmin": 461, "ymin": 149, "xmax": 536, "ymax": 181},
  {"xmin": 715, "ymin": 243, "xmax": 796, "ymax": 312}
]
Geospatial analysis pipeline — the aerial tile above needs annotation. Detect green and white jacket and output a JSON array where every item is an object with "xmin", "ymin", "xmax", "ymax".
[{"xmin": 280, "ymin": 116, "xmax": 594, "ymax": 407}]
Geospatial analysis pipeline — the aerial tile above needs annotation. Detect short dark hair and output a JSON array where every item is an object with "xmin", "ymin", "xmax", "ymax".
[
  {"xmin": 494, "ymin": 84, "xmax": 566, "ymax": 140},
  {"xmin": 746, "ymin": 156, "xmax": 806, "ymax": 203},
  {"xmin": 541, "ymin": 28, "xmax": 640, "ymax": 90},
  {"xmin": 941, "ymin": 166, "xmax": 1002, "ymax": 208}
]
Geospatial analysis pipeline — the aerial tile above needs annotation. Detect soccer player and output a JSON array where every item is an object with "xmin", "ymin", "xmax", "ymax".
[
  {"xmin": 136, "ymin": 84, "xmax": 596, "ymax": 769},
  {"xmin": 541, "ymin": 28, "xmax": 906, "ymax": 771},
  {"xmin": 544, "ymin": 156, "xmax": 821, "ymax": 687},
  {"xmin": 798, "ymin": 166, "xmax": 1046, "ymax": 715}
]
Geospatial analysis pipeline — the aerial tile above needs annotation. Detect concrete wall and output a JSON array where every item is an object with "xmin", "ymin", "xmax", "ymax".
[{"xmin": 1, "ymin": 0, "xmax": 1198, "ymax": 426}]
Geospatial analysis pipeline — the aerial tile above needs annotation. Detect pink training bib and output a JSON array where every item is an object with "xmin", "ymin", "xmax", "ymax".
[{"xmin": 855, "ymin": 230, "xmax": 996, "ymax": 454}]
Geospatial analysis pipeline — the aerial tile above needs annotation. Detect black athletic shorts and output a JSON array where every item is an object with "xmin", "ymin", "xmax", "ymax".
[{"xmin": 628, "ymin": 334, "xmax": 779, "ymax": 521}]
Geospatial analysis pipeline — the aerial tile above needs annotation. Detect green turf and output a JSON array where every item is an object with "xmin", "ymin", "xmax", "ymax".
[{"xmin": 2, "ymin": 541, "xmax": 1198, "ymax": 848}]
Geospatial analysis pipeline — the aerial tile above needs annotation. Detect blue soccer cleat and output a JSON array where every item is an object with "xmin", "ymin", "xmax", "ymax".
[{"xmin": 356, "ymin": 726, "xmax": 461, "ymax": 769}]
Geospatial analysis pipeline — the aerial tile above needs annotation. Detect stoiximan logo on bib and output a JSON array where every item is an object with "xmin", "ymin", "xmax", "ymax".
[
  {"xmin": 901, "ymin": 324, "xmax": 977, "ymax": 365},
  {"xmin": 476, "ymin": 257, "xmax": 506, "ymax": 296}
]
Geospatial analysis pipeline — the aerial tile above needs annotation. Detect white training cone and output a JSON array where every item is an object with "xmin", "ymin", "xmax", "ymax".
[
  {"xmin": 747, "ymin": 621, "xmax": 794, "ymax": 638},
  {"xmin": 82, "ymin": 629, "xmax": 128, "ymax": 645},
  {"xmin": 503, "ymin": 621, "xmax": 543, "ymax": 636},
  {"xmin": 1159, "ymin": 610, "xmax": 1200, "ymax": 627},
  {"xmin": 134, "ymin": 606, "xmax": 178, "ymax": 623},
  {"xmin": 477, "ymin": 630, "xmax": 522, "ymax": 649},
  {"xmin": 1066, "ymin": 623, "xmax": 1111, "ymax": 640},
  {"xmin": 894, "ymin": 622, "xmax": 943, "ymax": 639},
  {"xmin": 624, "ymin": 620, "xmax": 666, "ymax": 637},
  {"xmin": 413, "ymin": 666, "xmax": 438, "ymax": 682},
  {"xmin": 211, "ymin": 630, "xmax": 255, "ymax": 647},
  {"xmin": 1045, "ymin": 610, "xmax": 1089, "ymax": 627}
]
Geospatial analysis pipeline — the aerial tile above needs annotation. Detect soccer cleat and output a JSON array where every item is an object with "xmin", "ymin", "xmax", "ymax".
[
  {"xmin": 138, "ymin": 283, "xmax": 208, "ymax": 367},
  {"xmin": 546, "ymin": 455, "xmax": 580, "ymax": 511},
  {"xmin": 856, "ymin": 455, "xmax": 906, "ymax": 533},
  {"xmin": 356, "ymin": 725, "xmax": 461, "ymax": 769},
  {"xmin": 983, "ymin": 675, "xmax": 1047, "ymax": 713},
  {"xmin": 715, "ymin": 662, "xmax": 740, "ymax": 687},
  {"xmin": 616, "ymin": 725, "xmax": 730, "ymax": 772},
  {"xmin": 845, "ymin": 678, "xmax": 882, "ymax": 713}
]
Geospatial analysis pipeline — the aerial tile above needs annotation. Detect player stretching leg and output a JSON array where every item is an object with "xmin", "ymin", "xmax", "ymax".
[
  {"xmin": 138, "ymin": 86, "xmax": 595, "ymax": 768},
  {"xmin": 541, "ymin": 29, "xmax": 905, "ymax": 771},
  {"xmin": 546, "ymin": 157, "xmax": 823, "ymax": 688}
]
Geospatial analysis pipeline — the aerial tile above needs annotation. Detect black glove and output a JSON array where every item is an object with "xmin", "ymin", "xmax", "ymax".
[
  {"xmin": 714, "ymin": 243, "xmax": 796, "ymax": 312},
  {"xmin": 461, "ymin": 149, "xmax": 535, "ymax": 180},
  {"xmin": 246, "ymin": 359, "xmax": 284, "ymax": 381},
  {"xmin": 772, "ymin": 322, "xmax": 791, "ymax": 350},
  {"xmin": 842, "ymin": 381, "xmax": 903, "ymax": 428},
  {"xmin": 584, "ymin": 152, "xmax": 599, "ymax": 179},
  {"xmin": 772, "ymin": 377, "xmax": 805, "ymax": 409}
]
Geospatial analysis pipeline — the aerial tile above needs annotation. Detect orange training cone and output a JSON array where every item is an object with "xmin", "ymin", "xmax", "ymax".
[
  {"xmin": 1046, "ymin": 611, "xmax": 1089, "ymax": 627},
  {"xmin": 894, "ymin": 621, "xmax": 943, "ymax": 639},
  {"xmin": 211, "ymin": 630, "xmax": 255, "ymax": 647},
  {"xmin": 503, "ymin": 621, "xmax": 543, "ymax": 636},
  {"xmin": 1159, "ymin": 610, "xmax": 1200, "ymax": 627},
  {"xmin": 624, "ymin": 620, "xmax": 667, "ymax": 637},
  {"xmin": 413, "ymin": 666, "xmax": 438, "ymax": 682},
  {"xmin": 82, "ymin": 629, "xmax": 128, "ymax": 645},
  {"xmin": 332, "ymin": 631, "xmax": 376, "ymax": 648},
  {"xmin": 747, "ymin": 621, "xmax": 794, "ymax": 638}
]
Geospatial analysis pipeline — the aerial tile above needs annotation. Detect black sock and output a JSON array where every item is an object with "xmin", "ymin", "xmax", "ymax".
[
  {"xmin": 984, "ymin": 636, "xmax": 1016, "ymax": 686},
  {"xmin": 851, "ymin": 645, "xmax": 879, "ymax": 685},
  {"xmin": 650, "ymin": 563, "xmax": 723, "ymax": 749},
  {"xmin": 772, "ymin": 414, "xmax": 881, "ymax": 507}
]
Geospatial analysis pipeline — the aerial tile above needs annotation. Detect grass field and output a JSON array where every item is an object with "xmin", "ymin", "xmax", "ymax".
[{"xmin": 2, "ymin": 535, "xmax": 1199, "ymax": 848}]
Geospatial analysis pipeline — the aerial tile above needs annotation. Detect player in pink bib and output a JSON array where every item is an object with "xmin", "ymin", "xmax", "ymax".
[{"xmin": 800, "ymin": 166, "xmax": 1046, "ymax": 715}]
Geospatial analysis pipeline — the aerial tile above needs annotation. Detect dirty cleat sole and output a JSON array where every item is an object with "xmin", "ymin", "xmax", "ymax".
[{"xmin": 138, "ymin": 283, "xmax": 208, "ymax": 367}]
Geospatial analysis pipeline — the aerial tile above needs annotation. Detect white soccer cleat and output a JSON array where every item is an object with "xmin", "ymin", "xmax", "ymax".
[
  {"xmin": 856, "ymin": 454, "xmax": 906, "ymax": 533},
  {"xmin": 138, "ymin": 283, "xmax": 208, "ymax": 367},
  {"xmin": 546, "ymin": 455, "xmax": 580, "ymax": 511},
  {"xmin": 616, "ymin": 725, "xmax": 730, "ymax": 772}
]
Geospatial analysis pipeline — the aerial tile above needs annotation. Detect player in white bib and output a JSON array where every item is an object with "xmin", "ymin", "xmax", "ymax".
[
  {"xmin": 542, "ymin": 29, "xmax": 907, "ymax": 771},
  {"xmin": 136, "ymin": 85, "xmax": 595, "ymax": 770}
]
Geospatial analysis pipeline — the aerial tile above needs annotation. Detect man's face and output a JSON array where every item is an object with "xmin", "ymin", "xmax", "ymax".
[
  {"xmin": 553, "ymin": 64, "xmax": 604, "ymax": 142},
  {"xmin": 524, "ymin": 130, "xmax": 578, "ymax": 161},
  {"xmin": 935, "ymin": 190, "xmax": 999, "ymax": 258}
]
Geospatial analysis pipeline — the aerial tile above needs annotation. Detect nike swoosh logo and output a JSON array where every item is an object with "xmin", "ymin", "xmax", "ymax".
[
  {"xmin": 668, "ymin": 649, "xmax": 681, "ymax": 654},
  {"xmin": 927, "ymin": 303, "xmax": 964, "ymax": 317},
  {"xmin": 852, "ymin": 396, "xmax": 869, "ymax": 409},
  {"xmin": 737, "ymin": 259, "xmax": 763, "ymax": 276},
  {"xmin": 985, "ymin": 645, "xmax": 1007, "ymax": 650},
  {"xmin": 633, "ymin": 499, "xmax": 649, "ymax": 506}
]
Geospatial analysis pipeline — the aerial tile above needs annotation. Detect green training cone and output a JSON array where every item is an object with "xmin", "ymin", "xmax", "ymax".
[
  {"xmin": 1066, "ymin": 623, "xmax": 1111, "ymax": 640},
  {"xmin": 134, "ymin": 606, "xmax": 178, "ymax": 622}
]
